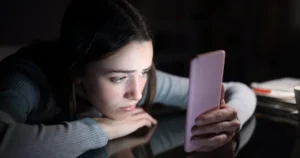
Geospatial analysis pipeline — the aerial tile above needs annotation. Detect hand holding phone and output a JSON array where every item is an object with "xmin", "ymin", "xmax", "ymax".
[{"xmin": 184, "ymin": 50, "xmax": 226, "ymax": 152}]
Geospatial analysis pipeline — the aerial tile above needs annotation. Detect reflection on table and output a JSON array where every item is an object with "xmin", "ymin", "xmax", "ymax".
[{"xmin": 78, "ymin": 108, "xmax": 258, "ymax": 158}]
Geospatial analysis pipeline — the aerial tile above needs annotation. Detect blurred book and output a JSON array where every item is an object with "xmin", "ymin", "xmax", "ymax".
[{"xmin": 251, "ymin": 77, "xmax": 300, "ymax": 104}]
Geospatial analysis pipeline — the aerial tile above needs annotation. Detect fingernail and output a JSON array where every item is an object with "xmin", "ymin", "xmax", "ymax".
[
  {"xmin": 191, "ymin": 138, "xmax": 198, "ymax": 144},
  {"xmin": 191, "ymin": 138, "xmax": 195, "ymax": 143},
  {"xmin": 191, "ymin": 128, "xmax": 196, "ymax": 134},
  {"xmin": 195, "ymin": 119, "xmax": 203, "ymax": 125}
]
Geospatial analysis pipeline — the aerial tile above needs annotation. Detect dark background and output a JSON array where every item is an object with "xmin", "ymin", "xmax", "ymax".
[{"xmin": 1, "ymin": 0, "xmax": 300, "ymax": 85}]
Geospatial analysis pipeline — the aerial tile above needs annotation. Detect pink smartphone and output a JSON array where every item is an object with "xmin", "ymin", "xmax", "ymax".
[{"xmin": 184, "ymin": 50, "xmax": 226, "ymax": 153}]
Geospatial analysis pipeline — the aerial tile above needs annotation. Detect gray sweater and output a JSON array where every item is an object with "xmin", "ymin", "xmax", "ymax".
[{"xmin": 0, "ymin": 59, "xmax": 256, "ymax": 158}]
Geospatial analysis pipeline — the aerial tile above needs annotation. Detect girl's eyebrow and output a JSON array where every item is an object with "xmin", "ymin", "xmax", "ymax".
[{"xmin": 105, "ymin": 65, "xmax": 152, "ymax": 74}]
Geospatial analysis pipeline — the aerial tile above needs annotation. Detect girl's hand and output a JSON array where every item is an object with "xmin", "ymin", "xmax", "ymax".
[
  {"xmin": 191, "ymin": 104, "xmax": 240, "ymax": 151},
  {"xmin": 94, "ymin": 108, "xmax": 157, "ymax": 140},
  {"xmin": 191, "ymin": 84, "xmax": 240, "ymax": 151}
]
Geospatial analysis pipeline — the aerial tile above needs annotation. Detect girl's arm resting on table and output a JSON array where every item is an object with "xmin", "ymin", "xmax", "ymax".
[
  {"xmin": 0, "ymin": 72, "xmax": 108, "ymax": 158},
  {"xmin": 223, "ymin": 82, "xmax": 257, "ymax": 128},
  {"xmin": 153, "ymin": 70, "xmax": 257, "ymax": 127}
]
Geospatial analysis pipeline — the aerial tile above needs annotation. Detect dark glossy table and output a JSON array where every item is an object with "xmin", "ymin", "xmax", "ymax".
[{"xmin": 78, "ymin": 106, "xmax": 300, "ymax": 158}]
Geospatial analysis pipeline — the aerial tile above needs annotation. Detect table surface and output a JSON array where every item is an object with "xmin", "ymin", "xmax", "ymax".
[{"xmin": 78, "ymin": 108, "xmax": 300, "ymax": 158}]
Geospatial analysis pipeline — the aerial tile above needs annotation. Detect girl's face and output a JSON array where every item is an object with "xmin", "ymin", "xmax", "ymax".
[{"xmin": 77, "ymin": 41, "xmax": 153, "ymax": 120}]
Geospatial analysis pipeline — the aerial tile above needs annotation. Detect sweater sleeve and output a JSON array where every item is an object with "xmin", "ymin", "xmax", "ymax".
[
  {"xmin": 153, "ymin": 70, "xmax": 257, "ymax": 127},
  {"xmin": 0, "ymin": 72, "xmax": 108, "ymax": 158}
]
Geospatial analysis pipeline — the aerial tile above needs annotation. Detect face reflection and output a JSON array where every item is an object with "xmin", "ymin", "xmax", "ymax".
[{"xmin": 77, "ymin": 41, "xmax": 153, "ymax": 120}]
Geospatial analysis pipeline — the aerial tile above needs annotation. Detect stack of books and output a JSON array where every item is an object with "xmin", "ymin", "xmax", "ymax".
[{"xmin": 251, "ymin": 78, "xmax": 300, "ymax": 123}]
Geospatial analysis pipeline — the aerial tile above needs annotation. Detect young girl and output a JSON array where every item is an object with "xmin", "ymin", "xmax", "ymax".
[{"xmin": 0, "ymin": 0, "xmax": 256, "ymax": 157}]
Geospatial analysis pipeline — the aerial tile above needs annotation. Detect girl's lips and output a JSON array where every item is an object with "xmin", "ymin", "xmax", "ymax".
[{"xmin": 119, "ymin": 105, "xmax": 136, "ymax": 112}]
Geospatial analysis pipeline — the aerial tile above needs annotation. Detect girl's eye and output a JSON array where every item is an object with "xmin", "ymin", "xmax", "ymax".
[{"xmin": 110, "ymin": 76, "xmax": 127, "ymax": 84}]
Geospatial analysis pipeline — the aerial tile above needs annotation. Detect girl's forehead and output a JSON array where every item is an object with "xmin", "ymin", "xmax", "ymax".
[{"xmin": 89, "ymin": 41, "xmax": 153, "ymax": 71}]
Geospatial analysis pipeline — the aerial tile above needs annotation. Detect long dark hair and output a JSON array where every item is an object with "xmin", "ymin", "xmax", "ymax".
[{"xmin": 52, "ymin": 0, "xmax": 156, "ymax": 120}]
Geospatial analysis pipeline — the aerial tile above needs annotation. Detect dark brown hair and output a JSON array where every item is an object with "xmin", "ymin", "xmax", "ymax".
[{"xmin": 55, "ymin": 0, "xmax": 156, "ymax": 120}]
